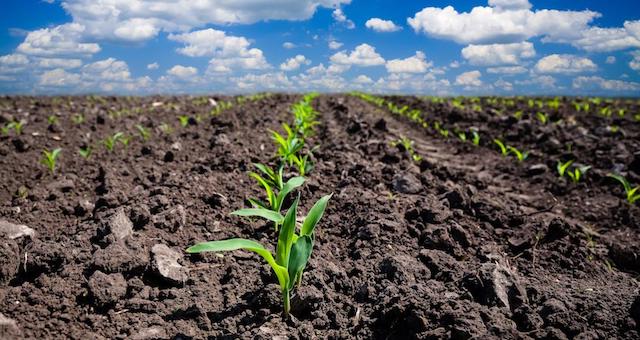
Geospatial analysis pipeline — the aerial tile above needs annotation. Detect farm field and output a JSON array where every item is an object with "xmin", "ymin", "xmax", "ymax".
[{"xmin": 1, "ymin": 93, "xmax": 639, "ymax": 339}]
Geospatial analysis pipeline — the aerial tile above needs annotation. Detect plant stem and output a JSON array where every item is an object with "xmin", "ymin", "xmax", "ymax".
[{"xmin": 282, "ymin": 289, "xmax": 290, "ymax": 316}]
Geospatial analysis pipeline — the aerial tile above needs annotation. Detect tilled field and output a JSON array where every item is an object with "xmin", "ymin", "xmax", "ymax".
[{"xmin": 0, "ymin": 94, "xmax": 639, "ymax": 339}]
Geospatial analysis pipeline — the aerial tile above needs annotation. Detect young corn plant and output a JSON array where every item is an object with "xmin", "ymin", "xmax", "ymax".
[
  {"xmin": 178, "ymin": 115, "xmax": 190, "ymax": 127},
  {"xmin": 566, "ymin": 165, "xmax": 590, "ymax": 184},
  {"xmin": 494, "ymin": 139, "xmax": 508, "ymax": 156},
  {"xmin": 507, "ymin": 146, "xmax": 529, "ymax": 162},
  {"xmin": 471, "ymin": 130, "xmax": 480, "ymax": 146},
  {"xmin": 290, "ymin": 153, "xmax": 312, "ymax": 176},
  {"xmin": 272, "ymin": 124, "xmax": 304, "ymax": 166},
  {"xmin": 47, "ymin": 115, "xmax": 59, "ymax": 126},
  {"xmin": 136, "ymin": 124, "xmax": 151, "ymax": 141},
  {"xmin": 7, "ymin": 121, "xmax": 24, "ymax": 135},
  {"xmin": 72, "ymin": 114, "xmax": 85, "ymax": 124},
  {"xmin": 104, "ymin": 132, "xmax": 123, "ymax": 152},
  {"xmin": 78, "ymin": 146, "xmax": 92, "ymax": 159},
  {"xmin": 536, "ymin": 112, "xmax": 549, "ymax": 124},
  {"xmin": 391, "ymin": 136, "xmax": 422, "ymax": 162},
  {"xmin": 41, "ymin": 148, "xmax": 62, "ymax": 174},
  {"xmin": 607, "ymin": 174, "xmax": 640, "ymax": 204},
  {"xmin": 556, "ymin": 160, "xmax": 574, "ymax": 177},
  {"xmin": 187, "ymin": 194, "xmax": 332, "ymax": 316},
  {"xmin": 239, "ymin": 175, "xmax": 305, "ymax": 230}
]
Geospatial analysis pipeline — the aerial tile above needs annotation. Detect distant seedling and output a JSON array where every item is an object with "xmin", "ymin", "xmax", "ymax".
[
  {"xmin": 72, "ymin": 114, "xmax": 85, "ymax": 124},
  {"xmin": 187, "ymin": 194, "xmax": 332, "ymax": 316},
  {"xmin": 494, "ymin": 139, "xmax": 508, "ymax": 156},
  {"xmin": 78, "ymin": 146, "xmax": 92, "ymax": 159},
  {"xmin": 41, "ymin": 148, "xmax": 62, "ymax": 174},
  {"xmin": 507, "ymin": 146, "xmax": 529, "ymax": 162},
  {"xmin": 556, "ymin": 160, "xmax": 574, "ymax": 177},
  {"xmin": 178, "ymin": 115, "xmax": 190, "ymax": 127},
  {"xmin": 536, "ymin": 112, "xmax": 548, "ymax": 124},
  {"xmin": 136, "ymin": 124, "xmax": 151, "ymax": 141},
  {"xmin": 47, "ymin": 115, "xmax": 59, "ymax": 125},
  {"xmin": 391, "ymin": 136, "xmax": 422, "ymax": 162},
  {"xmin": 104, "ymin": 132, "xmax": 123, "ymax": 152},
  {"xmin": 566, "ymin": 165, "xmax": 590, "ymax": 184},
  {"xmin": 471, "ymin": 130, "xmax": 480, "ymax": 146},
  {"xmin": 272, "ymin": 123, "xmax": 304, "ymax": 166},
  {"xmin": 607, "ymin": 174, "xmax": 640, "ymax": 204}
]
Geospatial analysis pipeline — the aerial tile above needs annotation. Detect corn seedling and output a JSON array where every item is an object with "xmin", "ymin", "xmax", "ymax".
[
  {"xmin": 556, "ymin": 160, "xmax": 574, "ymax": 177},
  {"xmin": 47, "ymin": 115, "xmax": 58, "ymax": 125},
  {"xmin": 159, "ymin": 123, "xmax": 173, "ymax": 135},
  {"xmin": 471, "ymin": 130, "xmax": 480, "ymax": 146},
  {"xmin": 72, "ymin": 114, "xmax": 85, "ymax": 124},
  {"xmin": 136, "ymin": 124, "xmax": 151, "ymax": 141},
  {"xmin": 507, "ymin": 146, "xmax": 529, "ymax": 162},
  {"xmin": 607, "ymin": 174, "xmax": 640, "ymax": 204},
  {"xmin": 392, "ymin": 136, "xmax": 422, "ymax": 162},
  {"xmin": 290, "ymin": 153, "xmax": 312, "ymax": 176},
  {"xmin": 513, "ymin": 111, "xmax": 523, "ymax": 120},
  {"xmin": 272, "ymin": 124, "xmax": 304, "ymax": 166},
  {"xmin": 178, "ymin": 115, "xmax": 190, "ymax": 127},
  {"xmin": 536, "ymin": 112, "xmax": 548, "ymax": 124},
  {"xmin": 41, "ymin": 148, "xmax": 61, "ymax": 174},
  {"xmin": 566, "ymin": 165, "xmax": 590, "ymax": 184},
  {"xmin": 78, "ymin": 146, "xmax": 92, "ymax": 159},
  {"xmin": 6, "ymin": 121, "xmax": 24, "ymax": 135},
  {"xmin": 187, "ymin": 194, "xmax": 332, "ymax": 316},
  {"xmin": 241, "ymin": 175, "xmax": 305, "ymax": 230},
  {"xmin": 494, "ymin": 139, "xmax": 508, "ymax": 156},
  {"xmin": 104, "ymin": 132, "xmax": 123, "ymax": 152},
  {"xmin": 119, "ymin": 135, "xmax": 131, "ymax": 148}
]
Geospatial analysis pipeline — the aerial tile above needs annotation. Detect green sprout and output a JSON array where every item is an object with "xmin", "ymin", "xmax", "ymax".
[
  {"xmin": 178, "ymin": 115, "xmax": 190, "ymax": 127},
  {"xmin": 6, "ymin": 120, "xmax": 24, "ymax": 135},
  {"xmin": 272, "ymin": 123, "xmax": 304, "ymax": 166},
  {"xmin": 507, "ymin": 146, "xmax": 529, "ymax": 162},
  {"xmin": 104, "ymin": 132, "xmax": 123, "ymax": 152},
  {"xmin": 159, "ymin": 123, "xmax": 173, "ymax": 135},
  {"xmin": 136, "ymin": 124, "xmax": 151, "ymax": 141},
  {"xmin": 494, "ymin": 139, "xmax": 508, "ymax": 156},
  {"xmin": 187, "ymin": 194, "xmax": 332, "ymax": 316},
  {"xmin": 607, "ymin": 174, "xmax": 640, "ymax": 204},
  {"xmin": 119, "ymin": 134, "xmax": 131, "ymax": 148},
  {"xmin": 47, "ymin": 115, "xmax": 59, "ymax": 125},
  {"xmin": 72, "ymin": 114, "xmax": 85, "ymax": 124},
  {"xmin": 41, "ymin": 148, "xmax": 62, "ymax": 174},
  {"xmin": 456, "ymin": 131, "xmax": 467, "ymax": 142},
  {"xmin": 513, "ymin": 110, "xmax": 523, "ymax": 120},
  {"xmin": 239, "ymin": 175, "xmax": 305, "ymax": 230},
  {"xmin": 391, "ymin": 136, "xmax": 422, "ymax": 162},
  {"xmin": 471, "ymin": 131, "xmax": 480, "ymax": 146},
  {"xmin": 78, "ymin": 146, "xmax": 92, "ymax": 159},
  {"xmin": 1, "ymin": 124, "xmax": 11, "ymax": 135},
  {"xmin": 556, "ymin": 160, "xmax": 574, "ymax": 177},
  {"xmin": 536, "ymin": 112, "xmax": 548, "ymax": 124},
  {"xmin": 566, "ymin": 165, "xmax": 590, "ymax": 184},
  {"xmin": 290, "ymin": 153, "xmax": 312, "ymax": 176}
]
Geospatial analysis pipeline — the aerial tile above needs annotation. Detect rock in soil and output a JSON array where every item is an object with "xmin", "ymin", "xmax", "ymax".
[
  {"xmin": 151, "ymin": 244, "xmax": 187, "ymax": 285},
  {"xmin": 87, "ymin": 271, "xmax": 127, "ymax": 309},
  {"xmin": 0, "ymin": 241, "xmax": 20, "ymax": 285},
  {"xmin": 392, "ymin": 173, "xmax": 422, "ymax": 194},
  {"xmin": 0, "ymin": 219, "xmax": 35, "ymax": 239},
  {"xmin": 0, "ymin": 313, "xmax": 21, "ymax": 338}
]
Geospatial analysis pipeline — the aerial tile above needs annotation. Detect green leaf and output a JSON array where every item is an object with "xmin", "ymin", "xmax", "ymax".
[
  {"xmin": 186, "ymin": 238, "xmax": 289, "ymax": 289},
  {"xmin": 607, "ymin": 173, "xmax": 632, "ymax": 193},
  {"xmin": 275, "ymin": 176, "xmax": 305, "ymax": 211},
  {"xmin": 276, "ymin": 196, "xmax": 299, "ymax": 267},
  {"xmin": 301, "ymin": 194, "xmax": 332, "ymax": 237},
  {"xmin": 287, "ymin": 235, "xmax": 313, "ymax": 290},
  {"xmin": 231, "ymin": 208, "xmax": 284, "ymax": 223},
  {"xmin": 249, "ymin": 172, "xmax": 276, "ymax": 208},
  {"xmin": 254, "ymin": 163, "xmax": 276, "ymax": 182}
]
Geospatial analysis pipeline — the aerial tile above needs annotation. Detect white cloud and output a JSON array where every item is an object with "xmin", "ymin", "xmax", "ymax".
[
  {"xmin": 560, "ymin": 22, "xmax": 640, "ymax": 52},
  {"xmin": 82, "ymin": 58, "xmax": 131, "ymax": 81},
  {"xmin": 461, "ymin": 42, "xmax": 535, "ymax": 66},
  {"xmin": 332, "ymin": 8, "xmax": 355, "ymax": 29},
  {"xmin": 456, "ymin": 70, "xmax": 483, "ymax": 86},
  {"xmin": 0, "ymin": 54, "xmax": 29, "ymax": 66},
  {"xmin": 573, "ymin": 76, "xmax": 640, "ymax": 91},
  {"xmin": 167, "ymin": 65, "xmax": 198, "ymax": 79},
  {"xmin": 328, "ymin": 40, "xmax": 343, "ymax": 50},
  {"xmin": 486, "ymin": 65, "xmax": 527, "ymax": 74},
  {"xmin": 630, "ymin": 51, "xmax": 640, "ymax": 71},
  {"xmin": 408, "ymin": 4, "xmax": 599, "ymax": 45},
  {"xmin": 169, "ymin": 29, "xmax": 270, "ymax": 73},
  {"xmin": 39, "ymin": 68, "xmax": 81, "ymax": 86},
  {"xmin": 36, "ymin": 57, "xmax": 83, "ymax": 69},
  {"xmin": 365, "ymin": 18, "xmax": 401, "ymax": 32},
  {"xmin": 61, "ymin": 0, "xmax": 351, "ymax": 41},
  {"xmin": 330, "ymin": 43, "xmax": 385, "ymax": 66},
  {"xmin": 494, "ymin": 79, "xmax": 513, "ymax": 91},
  {"xmin": 283, "ymin": 42, "xmax": 296, "ymax": 49},
  {"xmin": 385, "ymin": 51, "xmax": 431, "ymax": 73},
  {"xmin": 17, "ymin": 23, "xmax": 100, "ymax": 57},
  {"xmin": 231, "ymin": 72, "xmax": 293, "ymax": 91},
  {"xmin": 606, "ymin": 56, "xmax": 617, "ymax": 64},
  {"xmin": 534, "ymin": 54, "xmax": 597, "ymax": 74},
  {"xmin": 147, "ymin": 62, "xmax": 159, "ymax": 70},
  {"xmin": 280, "ymin": 55, "xmax": 311, "ymax": 71},
  {"xmin": 449, "ymin": 61, "xmax": 460, "ymax": 68},
  {"xmin": 515, "ymin": 75, "xmax": 556, "ymax": 88},
  {"xmin": 488, "ymin": 0, "xmax": 531, "ymax": 10},
  {"xmin": 354, "ymin": 75, "xmax": 373, "ymax": 84}
]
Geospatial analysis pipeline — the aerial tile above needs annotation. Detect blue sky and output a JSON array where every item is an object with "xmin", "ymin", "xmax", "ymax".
[{"xmin": 0, "ymin": 0, "xmax": 639, "ymax": 95}]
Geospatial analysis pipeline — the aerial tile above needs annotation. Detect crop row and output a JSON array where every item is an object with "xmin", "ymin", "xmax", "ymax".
[
  {"xmin": 186, "ymin": 93, "xmax": 333, "ymax": 316},
  {"xmin": 351, "ymin": 92, "xmax": 639, "ymax": 204}
]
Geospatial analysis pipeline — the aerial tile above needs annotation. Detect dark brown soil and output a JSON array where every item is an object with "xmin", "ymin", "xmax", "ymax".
[{"xmin": 0, "ymin": 94, "xmax": 639, "ymax": 339}]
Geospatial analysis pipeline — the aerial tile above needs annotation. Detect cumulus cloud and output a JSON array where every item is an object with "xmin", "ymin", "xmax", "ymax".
[
  {"xmin": 461, "ymin": 42, "xmax": 535, "ymax": 66},
  {"xmin": 169, "ymin": 29, "xmax": 270, "ymax": 73},
  {"xmin": 552, "ymin": 20, "xmax": 640, "ymax": 52},
  {"xmin": 606, "ymin": 56, "xmax": 617, "ymax": 64},
  {"xmin": 354, "ymin": 75, "xmax": 373, "ymax": 84},
  {"xmin": 408, "ymin": 4, "xmax": 598, "ymax": 45},
  {"xmin": 488, "ymin": 0, "xmax": 531, "ymax": 10},
  {"xmin": 534, "ymin": 54, "xmax": 597, "ymax": 74},
  {"xmin": 283, "ymin": 42, "xmax": 296, "ymax": 49},
  {"xmin": 36, "ymin": 57, "xmax": 83, "ymax": 69},
  {"xmin": 456, "ymin": 70, "xmax": 483, "ymax": 86},
  {"xmin": 328, "ymin": 40, "xmax": 343, "ymax": 50},
  {"xmin": 147, "ymin": 62, "xmax": 159, "ymax": 70},
  {"xmin": 167, "ymin": 65, "xmax": 198, "ymax": 79},
  {"xmin": 573, "ymin": 76, "xmax": 640, "ymax": 91},
  {"xmin": 60, "ymin": 0, "xmax": 351, "ymax": 41},
  {"xmin": 385, "ymin": 51, "xmax": 431, "ymax": 73},
  {"xmin": 39, "ymin": 68, "xmax": 82, "ymax": 87},
  {"xmin": 365, "ymin": 18, "xmax": 401, "ymax": 32},
  {"xmin": 17, "ymin": 23, "xmax": 100, "ymax": 57},
  {"xmin": 0, "ymin": 54, "xmax": 29, "ymax": 66},
  {"xmin": 330, "ymin": 43, "xmax": 385, "ymax": 66},
  {"xmin": 82, "ymin": 58, "xmax": 131, "ymax": 81},
  {"xmin": 630, "ymin": 51, "xmax": 640, "ymax": 71},
  {"xmin": 280, "ymin": 55, "xmax": 311, "ymax": 71},
  {"xmin": 332, "ymin": 8, "xmax": 355, "ymax": 29}
]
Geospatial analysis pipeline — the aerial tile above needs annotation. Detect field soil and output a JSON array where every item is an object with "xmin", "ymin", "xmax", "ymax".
[{"xmin": 0, "ymin": 94, "xmax": 639, "ymax": 339}]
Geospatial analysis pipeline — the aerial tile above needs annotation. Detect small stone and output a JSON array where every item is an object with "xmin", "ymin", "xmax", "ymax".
[
  {"xmin": 46, "ymin": 179, "xmax": 75, "ymax": 192},
  {"xmin": 392, "ymin": 173, "xmax": 422, "ymax": 194},
  {"xmin": 152, "ymin": 244, "xmax": 187, "ymax": 284},
  {"xmin": 153, "ymin": 205, "xmax": 186, "ymax": 232},
  {"xmin": 527, "ymin": 163, "xmax": 549, "ymax": 176},
  {"xmin": 92, "ymin": 242, "xmax": 149, "ymax": 274},
  {"xmin": 106, "ymin": 209, "xmax": 133, "ymax": 241},
  {"xmin": 88, "ymin": 271, "xmax": 127, "ymax": 309},
  {"xmin": 130, "ymin": 326, "xmax": 167, "ymax": 340},
  {"xmin": 0, "ymin": 313, "xmax": 20, "ymax": 337},
  {"xmin": 0, "ymin": 219, "xmax": 35, "ymax": 239}
]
